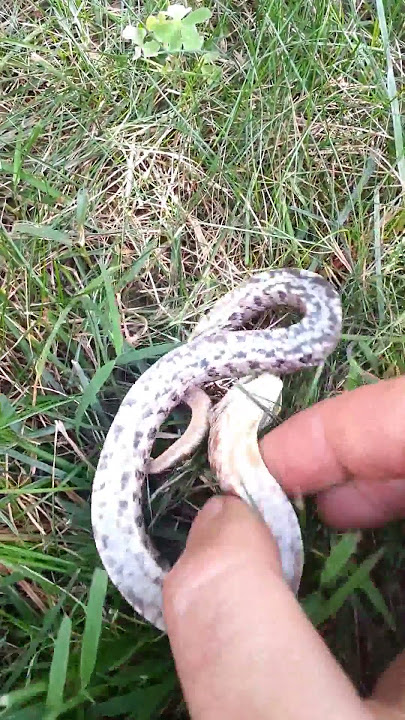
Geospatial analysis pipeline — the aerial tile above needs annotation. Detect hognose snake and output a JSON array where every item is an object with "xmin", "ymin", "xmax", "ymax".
[{"xmin": 91, "ymin": 269, "xmax": 342, "ymax": 631}]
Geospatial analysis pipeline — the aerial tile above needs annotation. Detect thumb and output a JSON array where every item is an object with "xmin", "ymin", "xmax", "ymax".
[{"xmin": 163, "ymin": 495, "xmax": 371, "ymax": 720}]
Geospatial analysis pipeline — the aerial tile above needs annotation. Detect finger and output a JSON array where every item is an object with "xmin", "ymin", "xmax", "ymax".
[
  {"xmin": 366, "ymin": 649, "xmax": 405, "ymax": 719},
  {"xmin": 317, "ymin": 478, "xmax": 405, "ymax": 528},
  {"xmin": 163, "ymin": 495, "xmax": 371, "ymax": 720},
  {"xmin": 259, "ymin": 377, "xmax": 405, "ymax": 527}
]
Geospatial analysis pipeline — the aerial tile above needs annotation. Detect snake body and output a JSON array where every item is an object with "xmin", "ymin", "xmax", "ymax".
[{"xmin": 91, "ymin": 269, "xmax": 342, "ymax": 631}]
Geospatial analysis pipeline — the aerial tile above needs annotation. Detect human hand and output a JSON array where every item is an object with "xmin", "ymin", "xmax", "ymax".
[{"xmin": 163, "ymin": 376, "xmax": 405, "ymax": 720}]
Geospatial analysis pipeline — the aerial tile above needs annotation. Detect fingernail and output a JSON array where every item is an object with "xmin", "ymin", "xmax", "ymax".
[
  {"xmin": 184, "ymin": 496, "xmax": 225, "ymax": 550},
  {"xmin": 199, "ymin": 495, "xmax": 225, "ymax": 523}
]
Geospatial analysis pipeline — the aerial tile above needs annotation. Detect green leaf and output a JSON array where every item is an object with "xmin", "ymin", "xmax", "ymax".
[
  {"xmin": 320, "ymin": 532, "xmax": 360, "ymax": 587},
  {"xmin": 142, "ymin": 39, "xmax": 161, "ymax": 57},
  {"xmin": 167, "ymin": 28, "xmax": 183, "ymax": 52},
  {"xmin": 180, "ymin": 24, "xmax": 203, "ymax": 51},
  {"xmin": 75, "ymin": 358, "xmax": 116, "ymax": 431},
  {"xmin": 46, "ymin": 615, "xmax": 71, "ymax": 710},
  {"xmin": 80, "ymin": 568, "xmax": 108, "ymax": 689},
  {"xmin": 145, "ymin": 15, "xmax": 159, "ymax": 31},
  {"xmin": 182, "ymin": 7, "xmax": 211, "ymax": 25},
  {"xmin": 151, "ymin": 20, "xmax": 178, "ymax": 44}
]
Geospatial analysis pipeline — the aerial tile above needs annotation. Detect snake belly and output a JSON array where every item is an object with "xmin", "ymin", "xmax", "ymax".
[{"xmin": 91, "ymin": 269, "xmax": 342, "ymax": 631}]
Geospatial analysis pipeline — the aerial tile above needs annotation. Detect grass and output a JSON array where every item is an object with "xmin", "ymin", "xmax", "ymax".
[{"xmin": 0, "ymin": 0, "xmax": 404, "ymax": 716}]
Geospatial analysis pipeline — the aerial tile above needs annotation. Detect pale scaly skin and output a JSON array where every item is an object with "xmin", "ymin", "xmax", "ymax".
[
  {"xmin": 208, "ymin": 373, "xmax": 303, "ymax": 594},
  {"xmin": 91, "ymin": 269, "xmax": 342, "ymax": 632}
]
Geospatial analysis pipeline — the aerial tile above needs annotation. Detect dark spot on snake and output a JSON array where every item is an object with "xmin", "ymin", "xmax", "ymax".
[
  {"xmin": 126, "ymin": 590, "xmax": 145, "ymax": 614},
  {"xmin": 133, "ymin": 431, "xmax": 143, "ymax": 449},
  {"xmin": 135, "ymin": 513, "xmax": 144, "ymax": 528},
  {"xmin": 278, "ymin": 290, "xmax": 288, "ymax": 303},
  {"xmin": 147, "ymin": 428, "xmax": 155, "ymax": 440},
  {"xmin": 253, "ymin": 296, "xmax": 264, "ymax": 307},
  {"xmin": 142, "ymin": 408, "xmax": 153, "ymax": 419},
  {"xmin": 200, "ymin": 358, "xmax": 209, "ymax": 369},
  {"xmin": 121, "ymin": 471, "xmax": 131, "ymax": 489},
  {"xmin": 235, "ymin": 351, "xmax": 247, "ymax": 359},
  {"xmin": 249, "ymin": 360, "xmax": 260, "ymax": 370},
  {"xmin": 122, "ymin": 397, "xmax": 137, "ymax": 407},
  {"xmin": 113, "ymin": 424, "xmax": 124, "ymax": 440},
  {"xmin": 299, "ymin": 353, "xmax": 313, "ymax": 364},
  {"xmin": 118, "ymin": 500, "xmax": 128, "ymax": 512},
  {"xmin": 97, "ymin": 456, "xmax": 108, "ymax": 472},
  {"xmin": 101, "ymin": 534, "xmax": 109, "ymax": 549}
]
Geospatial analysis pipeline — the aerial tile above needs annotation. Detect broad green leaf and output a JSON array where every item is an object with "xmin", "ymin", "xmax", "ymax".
[
  {"xmin": 142, "ymin": 39, "xmax": 161, "ymax": 57},
  {"xmin": 182, "ymin": 7, "xmax": 211, "ymax": 25},
  {"xmin": 320, "ymin": 532, "xmax": 360, "ymax": 587},
  {"xmin": 168, "ymin": 28, "xmax": 183, "ymax": 52},
  {"xmin": 145, "ymin": 15, "xmax": 160, "ymax": 31},
  {"xmin": 181, "ymin": 24, "xmax": 203, "ymax": 51},
  {"xmin": 80, "ymin": 568, "xmax": 108, "ymax": 689},
  {"xmin": 46, "ymin": 615, "xmax": 71, "ymax": 710},
  {"xmin": 151, "ymin": 20, "xmax": 178, "ymax": 44},
  {"xmin": 75, "ymin": 358, "xmax": 116, "ymax": 430}
]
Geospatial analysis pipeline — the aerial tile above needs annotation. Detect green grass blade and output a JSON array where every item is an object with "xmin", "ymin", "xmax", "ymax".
[
  {"xmin": 0, "ymin": 682, "xmax": 47, "ymax": 709},
  {"xmin": 100, "ymin": 265, "xmax": 123, "ymax": 356},
  {"xmin": 80, "ymin": 568, "xmax": 108, "ymax": 689},
  {"xmin": 46, "ymin": 615, "xmax": 72, "ymax": 711},
  {"xmin": 375, "ymin": 0, "xmax": 405, "ymax": 187},
  {"xmin": 314, "ymin": 549, "xmax": 385, "ymax": 627},
  {"xmin": 75, "ymin": 358, "xmax": 116, "ymax": 431},
  {"xmin": 320, "ymin": 532, "xmax": 361, "ymax": 587},
  {"xmin": 12, "ymin": 223, "xmax": 71, "ymax": 245}
]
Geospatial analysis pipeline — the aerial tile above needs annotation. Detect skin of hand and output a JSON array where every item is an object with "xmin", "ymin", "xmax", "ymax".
[{"xmin": 162, "ymin": 376, "xmax": 405, "ymax": 720}]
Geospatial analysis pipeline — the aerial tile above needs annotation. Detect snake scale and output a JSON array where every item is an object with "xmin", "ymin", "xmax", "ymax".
[{"xmin": 91, "ymin": 269, "xmax": 342, "ymax": 631}]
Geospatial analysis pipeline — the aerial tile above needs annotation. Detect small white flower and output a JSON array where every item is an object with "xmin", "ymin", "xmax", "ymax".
[
  {"xmin": 165, "ymin": 3, "xmax": 191, "ymax": 20},
  {"xmin": 122, "ymin": 24, "xmax": 138, "ymax": 40}
]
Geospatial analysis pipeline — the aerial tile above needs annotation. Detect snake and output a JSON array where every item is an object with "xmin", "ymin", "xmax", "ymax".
[{"xmin": 91, "ymin": 268, "xmax": 342, "ymax": 631}]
